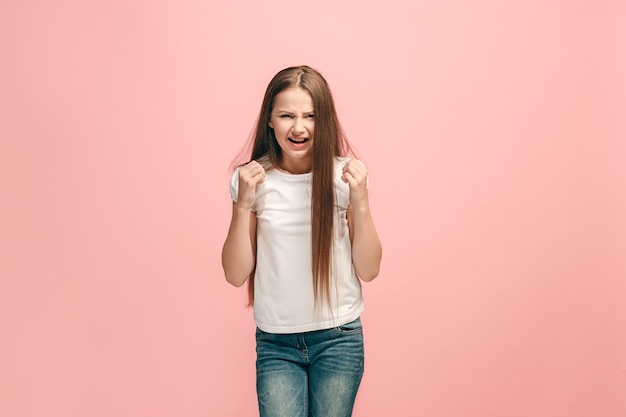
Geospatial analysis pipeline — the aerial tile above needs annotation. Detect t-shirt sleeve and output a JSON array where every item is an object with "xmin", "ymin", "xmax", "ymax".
[{"xmin": 229, "ymin": 168, "xmax": 240, "ymax": 202}]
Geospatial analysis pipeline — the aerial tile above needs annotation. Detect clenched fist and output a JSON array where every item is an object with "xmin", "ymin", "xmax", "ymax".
[
  {"xmin": 341, "ymin": 159, "xmax": 369, "ymax": 209},
  {"xmin": 237, "ymin": 160, "xmax": 265, "ymax": 210}
]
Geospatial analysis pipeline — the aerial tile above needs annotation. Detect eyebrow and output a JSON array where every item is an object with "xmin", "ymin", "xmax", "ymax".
[{"xmin": 274, "ymin": 109, "xmax": 314, "ymax": 113}]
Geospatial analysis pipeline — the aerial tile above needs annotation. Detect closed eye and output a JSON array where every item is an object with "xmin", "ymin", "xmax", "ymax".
[{"xmin": 279, "ymin": 114, "xmax": 294, "ymax": 119}]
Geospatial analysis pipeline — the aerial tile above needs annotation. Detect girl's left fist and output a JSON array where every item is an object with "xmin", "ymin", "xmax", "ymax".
[{"xmin": 341, "ymin": 159, "xmax": 368, "ymax": 205}]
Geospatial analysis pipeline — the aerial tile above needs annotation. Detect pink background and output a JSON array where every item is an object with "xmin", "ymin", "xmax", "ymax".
[{"xmin": 1, "ymin": 1, "xmax": 625, "ymax": 416}]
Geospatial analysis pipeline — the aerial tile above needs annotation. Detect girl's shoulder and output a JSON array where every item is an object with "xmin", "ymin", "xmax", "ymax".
[
  {"xmin": 232, "ymin": 155, "xmax": 274, "ymax": 177},
  {"xmin": 335, "ymin": 156, "xmax": 352, "ymax": 167},
  {"xmin": 256, "ymin": 155, "xmax": 274, "ymax": 171}
]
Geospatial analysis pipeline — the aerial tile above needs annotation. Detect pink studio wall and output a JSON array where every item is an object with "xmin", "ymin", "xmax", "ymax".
[{"xmin": 1, "ymin": 1, "xmax": 624, "ymax": 416}]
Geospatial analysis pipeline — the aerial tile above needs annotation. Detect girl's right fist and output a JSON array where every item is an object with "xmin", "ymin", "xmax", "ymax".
[{"xmin": 237, "ymin": 161, "xmax": 265, "ymax": 210}]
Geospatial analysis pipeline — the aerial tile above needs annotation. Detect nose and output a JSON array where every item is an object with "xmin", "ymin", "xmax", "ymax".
[{"xmin": 292, "ymin": 117, "xmax": 305, "ymax": 134}]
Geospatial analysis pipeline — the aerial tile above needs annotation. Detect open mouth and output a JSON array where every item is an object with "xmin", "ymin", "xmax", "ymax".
[{"xmin": 288, "ymin": 137, "xmax": 309, "ymax": 144}]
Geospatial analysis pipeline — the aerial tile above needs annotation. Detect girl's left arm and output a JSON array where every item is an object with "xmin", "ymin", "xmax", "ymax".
[{"xmin": 342, "ymin": 159, "xmax": 382, "ymax": 282}]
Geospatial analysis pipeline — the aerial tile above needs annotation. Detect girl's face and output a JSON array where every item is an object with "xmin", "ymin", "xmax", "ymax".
[{"xmin": 269, "ymin": 87, "xmax": 315, "ymax": 174}]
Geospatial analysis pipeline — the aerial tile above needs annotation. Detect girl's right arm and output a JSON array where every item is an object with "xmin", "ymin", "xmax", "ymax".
[
  {"xmin": 221, "ymin": 161, "xmax": 265, "ymax": 287},
  {"xmin": 221, "ymin": 203, "xmax": 257, "ymax": 287}
]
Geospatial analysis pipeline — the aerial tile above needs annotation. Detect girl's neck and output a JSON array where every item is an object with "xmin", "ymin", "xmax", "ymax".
[{"xmin": 277, "ymin": 158, "xmax": 311, "ymax": 175}]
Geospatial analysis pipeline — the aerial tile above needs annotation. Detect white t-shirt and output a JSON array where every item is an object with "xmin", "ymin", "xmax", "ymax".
[{"xmin": 230, "ymin": 156, "xmax": 364, "ymax": 333}]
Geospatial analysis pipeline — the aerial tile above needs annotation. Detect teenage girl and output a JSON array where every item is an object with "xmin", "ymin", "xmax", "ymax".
[{"xmin": 222, "ymin": 65, "xmax": 382, "ymax": 417}]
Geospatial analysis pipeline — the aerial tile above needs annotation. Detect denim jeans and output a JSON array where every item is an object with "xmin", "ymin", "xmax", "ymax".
[{"xmin": 256, "ymin": 317, "xmax": 365, "ymax": 417}]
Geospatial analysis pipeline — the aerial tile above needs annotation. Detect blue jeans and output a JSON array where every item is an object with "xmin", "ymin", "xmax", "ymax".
[{"xmin": 256, "ymin": 317, "xmax": 365, "ymax": 417}]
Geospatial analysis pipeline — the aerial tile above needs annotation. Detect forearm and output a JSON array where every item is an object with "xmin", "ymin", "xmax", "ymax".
[
  {"xmin": 221, "ymin": 205, "xmax": 256, "ymax": 287},
  {"xmin": 350, "ymin": 205, "xmax": 382, "ymax": 282}
]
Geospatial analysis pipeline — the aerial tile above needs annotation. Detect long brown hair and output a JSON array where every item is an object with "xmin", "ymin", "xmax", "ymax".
[{"xmin": 246, "ymin": 65, "xmax": 352, "ymax": 307}]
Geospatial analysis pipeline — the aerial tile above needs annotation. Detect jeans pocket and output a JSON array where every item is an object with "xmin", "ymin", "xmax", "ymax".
[
  {"xmin": 333, "ymin": 317, "xmax": 362, "ymax": 336},
  {"xmin": 255, "ymin": 327, "xmax": 272, "ymax": 341}
]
